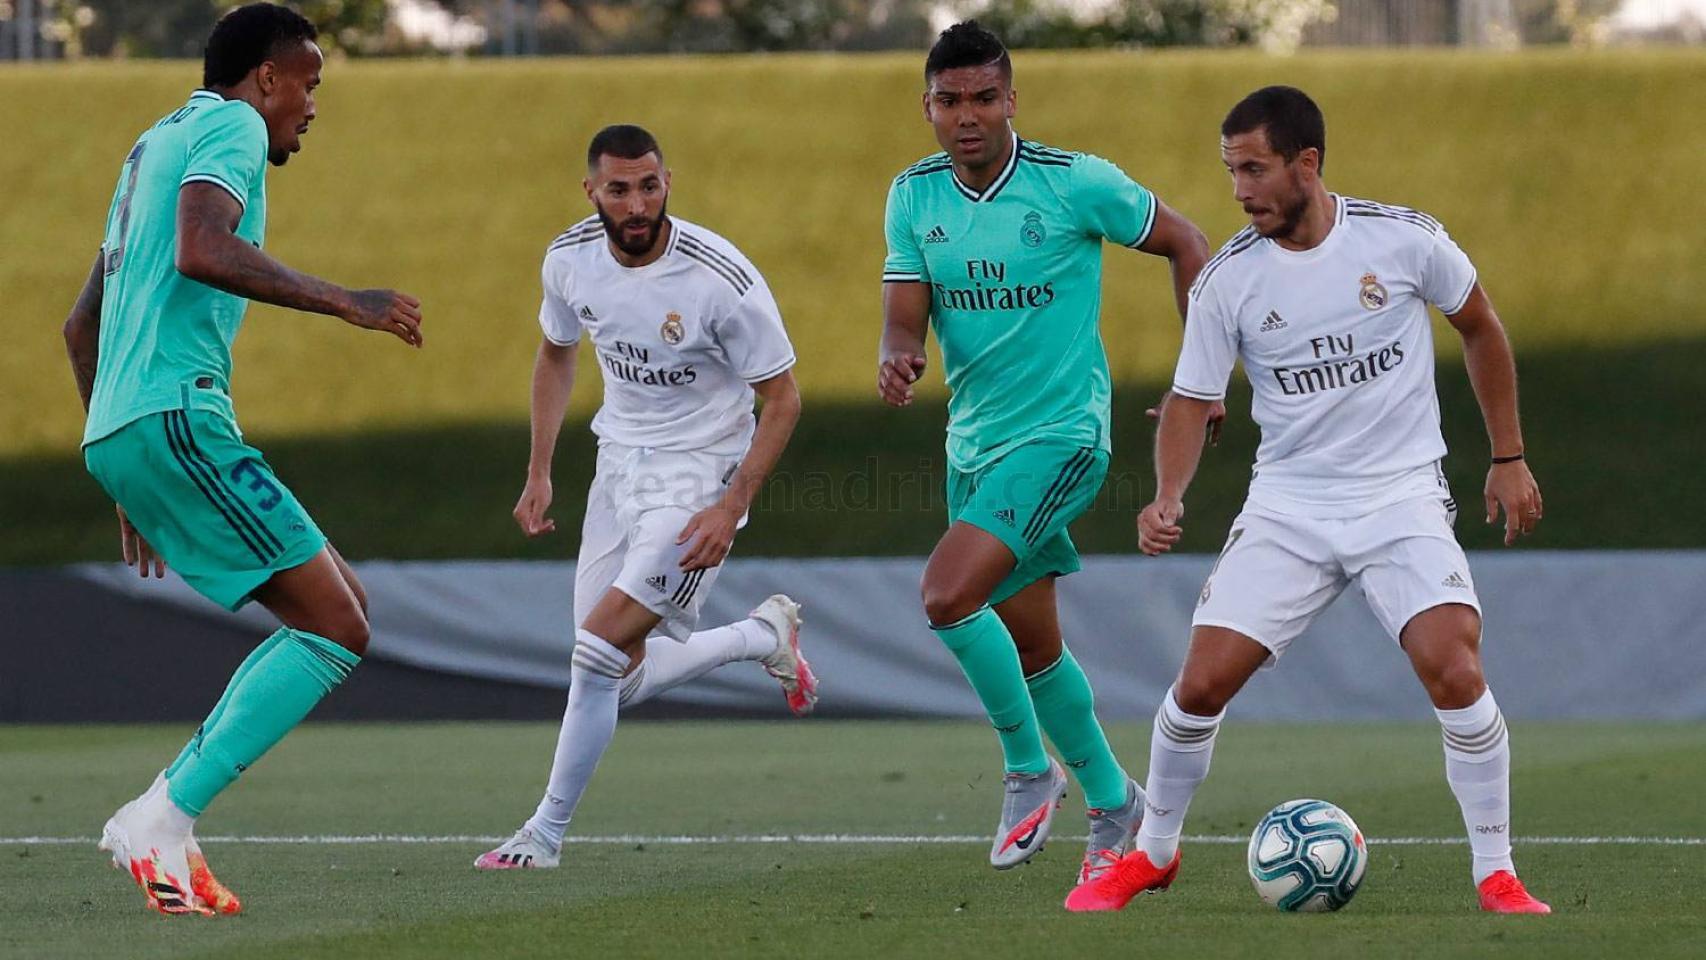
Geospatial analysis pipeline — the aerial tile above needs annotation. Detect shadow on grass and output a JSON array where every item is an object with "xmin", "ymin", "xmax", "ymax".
[{"xmin": 4, "ymin": 337, "xmax": 1702, "ymax": 565}]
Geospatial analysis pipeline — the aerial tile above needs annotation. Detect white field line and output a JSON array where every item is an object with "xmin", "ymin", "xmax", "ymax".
[{"xmin": 4, "ymin": 834, "xmax": 1703, "ymax": 847}]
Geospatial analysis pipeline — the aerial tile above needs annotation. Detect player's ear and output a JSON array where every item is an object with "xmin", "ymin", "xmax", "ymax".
[
  {"xmin": 582, "ymin": 177, "xmax": 595, "ymax": 202},
  {"xmin": 255, "ymin": 60, "xmax": 276, "ymax": 96},
  {"xmin": 1006, "ymin": 87, "xmax": 1016, "ymax": 120},
  {"xmin": 921, "ymin": 90, "xmax": 932, "ymax": 124}
]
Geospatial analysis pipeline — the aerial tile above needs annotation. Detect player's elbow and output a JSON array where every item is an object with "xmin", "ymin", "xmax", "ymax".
[
  {"xmin": 174, "ymin": 242, "xmax": 215, "ymax": 285},
  {"xmin": 62, "ymin": 312, "xmax": 93, "ymax": 356},
  {"xmin": 173, "ymin": 227, "xmax": 227, "ymax": 286}
]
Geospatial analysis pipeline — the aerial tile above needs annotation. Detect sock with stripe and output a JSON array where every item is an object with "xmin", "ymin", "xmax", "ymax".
[
  {"xmin": 164, "ymin": 629, "xmax": 289, "ymax": 780},
  {"xmin": 1436, "ymin": 687, "xmax": 1515, "ymax": 884},
  {"xmin": 618, "ymin": 620, "xmax": 773, "ymax": 709},
  {"xmin": 167, "ymin": 628, "xmax": 359, "ymax": 817},
  {"xmin": 529, "ymin": 630, "xmax": 629, "ymax": 850},
  {"xmin": 932, "ymin": 606, "xmax": 1049, "ymax": 776},
  {"xmin": 1135, "ymin": 687, "xmax": 1223, "ymax": 866},
  {"xmin": 1025, "ymin": 647, "xmax": 1129, "ymax": 810}
]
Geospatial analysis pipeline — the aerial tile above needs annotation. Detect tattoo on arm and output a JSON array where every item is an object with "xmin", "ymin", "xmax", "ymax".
[{"xmin": 177, "ymin": 183, "xmax": 351, "ymax": 318}]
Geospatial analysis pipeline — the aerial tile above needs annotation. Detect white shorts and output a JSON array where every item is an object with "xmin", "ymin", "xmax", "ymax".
[
  {"xmin": 574, "ymin": 442, "xmax": 743, "ymax": 642},
  {"xmin": 1192, "ymin": 494, "xmax": 1481, "ymax": 662}
]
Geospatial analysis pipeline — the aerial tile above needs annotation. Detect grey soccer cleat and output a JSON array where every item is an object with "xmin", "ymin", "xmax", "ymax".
[
  {"xmin": 1073, "ymin": 778, "xmax": 1147, "ymax": 887},
  {"xmin": 990, "ymin": 758, "xmax": 1069, "ymax": 869}
]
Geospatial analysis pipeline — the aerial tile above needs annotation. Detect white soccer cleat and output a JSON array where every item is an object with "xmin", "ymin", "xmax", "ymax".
[
  {"xmin": 751, "ymin": 594, "xmax": 818, "ymax": 716},
  {"xmin": 99, "ymin": 788, "xmax": 207, "ymax": 916},
  {"xmin": 473, "ymin": 826, "xmax": 561, "ymax": 870}
]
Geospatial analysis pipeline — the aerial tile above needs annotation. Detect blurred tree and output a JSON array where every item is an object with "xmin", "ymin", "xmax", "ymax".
[
  {"xmin": 954, "ymin": 0, "xmax": 1337, "ymax": 50},
  {"xmin": 53, "ymin": 0, "xmax": 393, "ymax": 58},
  {"xmin": 1510, "ymin": 0, "xmax": 1622, "ymax": 43}
]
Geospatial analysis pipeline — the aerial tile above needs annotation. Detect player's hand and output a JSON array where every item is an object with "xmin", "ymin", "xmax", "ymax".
[
  {"xmin": 1137, "ymin": 497, "xmax": 1185, "ymax": 556},
  {"xmin": 116, "ymin": 505, "xmax": 165, "ymax": 579},
  {"xmin": 1145, "ymin": 394, "xmax": 1227, "ymax": 446},
  {"xmin": 676, "ymin": 503, "xmax": 739, "ymax": 571},
  {"xmin": 513, "ymin": 475, "xmax": 555, "ymax": 537},
  {"xmin": 1485, "ymin": 459, "xmax": 1542, "ymax": 546},
  {"xmin": 343, "ymin": 288, "xmax": 423, "ymax": 348},
  {"xmin": 877, "ymin": 350, "xmax": 927, "ymax": 407}
]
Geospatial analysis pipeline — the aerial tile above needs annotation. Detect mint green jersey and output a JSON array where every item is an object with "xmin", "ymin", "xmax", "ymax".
[
  {"xmin": 883, "ymin": 134, "xmax": 1156, "ymax": 472},
  {"xmin": 83, "ymin": 90, "xmax": 269, "ymax": 446}
]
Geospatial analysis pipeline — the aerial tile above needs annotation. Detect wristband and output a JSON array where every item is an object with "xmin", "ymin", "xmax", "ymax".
[{"xmin": 1491, "ymin": 453, "xmax": 1525, "ymax": 464}]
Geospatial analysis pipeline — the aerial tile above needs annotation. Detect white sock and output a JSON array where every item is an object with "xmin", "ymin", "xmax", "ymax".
[
  {"xmin": 139, "ymin": 777, "xmax": 196, "ymax": 835},
  {"xmin": 528, "ymin": 630, "xmax": 629, "ymax": 851},
  {"xmin": 1135, "ymin": 687, "xmax": 1223, "ymax": 867},
  {"xmin": 1436, "ymin": 687, "xmax": 1515, "ymax": 885},
  {"xmin": 618, "ymin": 620, "xmax": 774, "ymax": 708}
]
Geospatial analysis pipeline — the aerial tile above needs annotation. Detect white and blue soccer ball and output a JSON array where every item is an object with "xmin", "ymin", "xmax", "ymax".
[{"xmin": 1246, "ymin": 798, "xmax": 1368, "ymax": 912}]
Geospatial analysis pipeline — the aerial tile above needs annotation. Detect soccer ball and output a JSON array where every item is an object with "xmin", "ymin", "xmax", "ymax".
[{"xmin": 1246, "ymin": 798, "xmax": 1367, "ymax": 912}]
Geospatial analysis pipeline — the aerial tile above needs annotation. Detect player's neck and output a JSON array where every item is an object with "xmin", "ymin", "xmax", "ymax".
[
  {"xmin": 952, "ymin": 132, "xmax": 1015, "ymax": 192},
  {"xmin": 608, "ymin": 218, "xmax": 672, "ymax": 269},
  {"xmin": 205, "ymin": 82, "xmax": 260, "ymax": 115},
  {"xmin": 1271, "ymin": 186, "xmax": 1337, "ymax": 252}
]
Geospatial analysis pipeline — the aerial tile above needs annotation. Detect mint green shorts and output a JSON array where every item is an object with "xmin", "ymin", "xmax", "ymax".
[
  {"xmin": 946, "ymin": 441, "xmax": 1109, "ymax": 605},
  {"xmin": 84, "ymin": 409, "xmax": 326, "ymax": 611}
]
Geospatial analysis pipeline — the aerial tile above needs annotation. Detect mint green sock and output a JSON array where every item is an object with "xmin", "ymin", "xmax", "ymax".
[
  {"xmin": 167, "ymin": 629, "xmax": 359, "ymax": 817},
  {"xmin": 1026, "ymin": 647, "xmax": 1129, "ymax": 810},
  {"xmin": 932, "ymin": 606, "xmax": 1048, "ymax": 776},
  {"xmin": 164, "ymin": 629, "xmax": 289, "ymax": 780}
]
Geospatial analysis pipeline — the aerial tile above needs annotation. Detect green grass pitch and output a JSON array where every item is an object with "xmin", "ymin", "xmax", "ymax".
[{"xmin": 4, "ymin": 721, "xmax": 1704, "ymax": 958}]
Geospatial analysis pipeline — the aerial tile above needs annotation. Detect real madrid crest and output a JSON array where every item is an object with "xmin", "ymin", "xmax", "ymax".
[
  {"xmin": 1020, "ymin": 211, "xmax": 1046, "ymax": 248},
  {"xmin": 1358, "ymin": 272, "xmax": 1388, "ymax": 311},
  {"xmin": 661, "ymin": 311, "xmax": 684, "ymax": 345}
]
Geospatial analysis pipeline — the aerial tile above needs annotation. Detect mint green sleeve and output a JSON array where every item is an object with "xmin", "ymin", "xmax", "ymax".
[
  {"xmin": 181, "ymin": 103, "xmax": 268, "ymax": 210},
  {"xmin": 1071, "ymin": 154, "xmax": 1157, "ymax": 249},
  {"xmin": 882, "ymin": 180, "xmax": 929, "ymax": 283}
]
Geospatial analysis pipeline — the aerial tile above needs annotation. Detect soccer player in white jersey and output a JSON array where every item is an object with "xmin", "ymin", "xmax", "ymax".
[
  {"xmin": 1067, "ymin": 87, "xmax": 1551, "ymax": 914},
  {"xmin": 475, "ymin": 125, "xmax": 816, "ymax": 870}
]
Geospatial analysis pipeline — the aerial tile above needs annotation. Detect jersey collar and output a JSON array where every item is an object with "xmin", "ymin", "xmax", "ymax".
[
  {"xmin": 950, "ymin": 132, "xmax": 1020, "ymax": 204},
  {"xmin": 189, "ymin": 89, "xmax": 226, "ymax": 103}
]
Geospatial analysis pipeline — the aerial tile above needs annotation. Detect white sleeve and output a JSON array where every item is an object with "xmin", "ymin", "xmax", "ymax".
[
  {"xmin": 537, "ymin": 255, "xmax": 580, "ymax": 346},
  {"xmin": 716, "ymin": 276, "xmax": 796, "ymax": 383},
  {"xmin": 1420, "ymin": 227, "xmax": 1477, "ymax": 315},
  {"xmin": 1171, "ymin": 285, "xmax": 1239, "ymax": 402}
]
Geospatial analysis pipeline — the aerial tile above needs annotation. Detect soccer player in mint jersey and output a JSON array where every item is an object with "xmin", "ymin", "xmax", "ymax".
[
  {"xmin": 1068, "ymin": 87, "xmax": 1549, "ymax": 915},
  {"xmin": 878, "ymin": 21, "xmax": 1215, "ymax": 898},
  {"xmin": 61, "ymin": 3, "xmax": 422, "ymax": 916}
]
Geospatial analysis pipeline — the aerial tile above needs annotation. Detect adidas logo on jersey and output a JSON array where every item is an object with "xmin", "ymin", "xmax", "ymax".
[
  {"xmin": 924, "ymin": 225, "xmax": 950, "ymax": 244},
  {"xmin": 646, "ymin": 575, "xmax": 668, "ymax": 593},
  {"xmin": 579, "ymin": 304, "xmax": 597, "ymax": 322},
  {"xmin": 1259, "ymin": 310, "xmax": 1288, "ymax": 332},
  {"xmin": 1442, "ymin": 571, "xmax": 1470, "ymax": 589},
  {"xmin": 994, "ymin": 508, "xmax": 1016, "ymax": 527}
]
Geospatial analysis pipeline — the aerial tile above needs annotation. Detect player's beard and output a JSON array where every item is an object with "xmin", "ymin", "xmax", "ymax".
[
  {"xmin": 597, "ymin": 199, "xmax": 669, "ymax": 258},
  {"xmin": 1266, "ymin": 172, "xmax": 1311, "ymax": 240}
]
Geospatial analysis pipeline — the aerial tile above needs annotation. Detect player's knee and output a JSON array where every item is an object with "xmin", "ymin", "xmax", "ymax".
[
  {"xmin": 1173, "ymin": 673, "xmax": 1232, "ymax": 717},
  {"xmin": 1424, "ymin": 657, "xmax": 1486, "ymax": 709},
  {"xmin": 921, "ymin": 579, "xmax": 982, "ymax": 628},
  {"xmin": 317, "ymin": 609, "xmax": 370, "ymax": 657}
]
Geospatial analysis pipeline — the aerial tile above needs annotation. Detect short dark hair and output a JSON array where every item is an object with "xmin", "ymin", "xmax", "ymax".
[
  {"xmin": 586, "ymin": 124, "xmax": 663, "ymax": 170},
  {"xmin": 925, "ymin": 20, "xmax": 1011, "ymax": 85},
  {"xmin": 1221, "ymin": 86, "xmax": 1326, "ymax": 172},
  {"xmin": 203, "ymin": 3, "xmax": 317, "ymax": 89}
]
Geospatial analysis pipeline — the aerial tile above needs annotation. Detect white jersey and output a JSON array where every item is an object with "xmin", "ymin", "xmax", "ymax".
[
  {"xmin": 1172, "ymin": 195, "xmax": 1478, "ymax": 518},
  {"xmin": 538, "ymin": 216, "xmax": 796, "ymax": 457}
]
